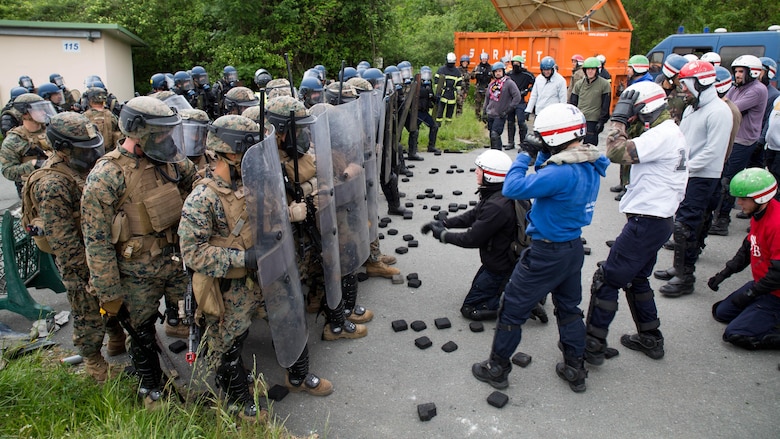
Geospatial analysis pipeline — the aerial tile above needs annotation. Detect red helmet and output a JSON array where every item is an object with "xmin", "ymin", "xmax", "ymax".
[
  {"xmin": 571, "ymin": 54, "xmax": 585, "ymax": 66},
  {"xmin": 678, "ymin": 60, "xmax": 717, "ymax": 86}
]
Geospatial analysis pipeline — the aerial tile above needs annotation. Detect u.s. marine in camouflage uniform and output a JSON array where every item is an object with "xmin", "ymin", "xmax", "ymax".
[
  {"xmin": 82, "ymin": 87, "xmax": 123, "ymax": 152},
  {"xmin": 81, "ymin": 96, "xmax": 197, "ymax": 409},
  {"xmin": 0, "ymin": 93, "xmax": 57, "ymax": 197},
  {"xmin": 25, "ymin": 112, "xmax": 125, "ymax": 383}
]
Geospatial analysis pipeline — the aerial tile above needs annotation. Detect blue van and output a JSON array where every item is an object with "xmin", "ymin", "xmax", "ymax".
[{"xmin": 646, "ymin": 30, "xmax": 780, "ymax": 78}]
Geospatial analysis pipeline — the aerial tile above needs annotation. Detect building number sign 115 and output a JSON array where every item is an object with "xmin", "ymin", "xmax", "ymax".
[{"xmin": 63, "ymin": 41, "xmax": 81, "ymax": 53}]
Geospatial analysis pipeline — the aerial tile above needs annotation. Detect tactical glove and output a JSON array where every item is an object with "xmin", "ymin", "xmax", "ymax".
[
  {"xmin": 521, "ymin": 132, "xmax": 544, "ymax": 156},
  {"xmin": 610, "ymin": 89, "xmax": 639, "ymax": 126},
  {"xmin": 707, "ymin": 272, "xmax": 729, "ymax": 291},
  {"xmin": 101, "ymin": 298, "xmax": 124, "ymax": 317},
  {"xmin": 288, "ymin": 201, "xmax": 307, "ymax": 223},
  {"xmin": 244, "ymin": 247, "xmax": 258, "ymax": 270}
]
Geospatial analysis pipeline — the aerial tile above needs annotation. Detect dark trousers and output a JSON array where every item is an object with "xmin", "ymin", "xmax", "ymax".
[
  {"xmin": 589, "ymin": 216, "xmax": 673, "ymax": 332},
  {"xmin": 717, "ymin": 142, "xmax": 758, "ymax": 218},
  {"xmin": 417, "ymin": 110, "xmax": 437, "ymax": 147},
  {"xmin": 764, "ymin": 149, "xmax": 780, "ymax": 199},
  {"xmin": 463, "ymin": 265, "xmax": 511, "ymax": 311},
  {"xmin": 714, "ymin": 282, "xmax": 780, "ymax": 340},
  {"xmin": 675, "ymin": 177, "xmax": 720, "ymax": 264},
  {"xmin": 584, "ymin": 121, "xmax": 599, "ymax": 146},
  {"xmin": 505, "ymin": 103, "xmax": 528, "ymax": 144},
  {"xmin": 492, "ymin": 238, "xmax": 585, "ymax": 360}
]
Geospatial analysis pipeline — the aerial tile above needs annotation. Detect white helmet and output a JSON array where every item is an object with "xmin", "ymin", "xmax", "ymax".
[
  {"xmin": 534, "ymin": 103, "xmax": 586, "ymax": 148},
  {"xmin": 731, "ymin": 55, "xmax": 763, "ymax": 79},
  {"xmin": 626, "ymin": 82, "xmax": 667, "ymax": 115},
  {"xmin": 475, "ymin": 150, "xmax": 513, "ymax": 184},
  {"xmin": 447, "ymin": 52, "xmax": 457, "ymax": 64},
  {"xmin": 683, "ymin": 54, "xmax": 699, "ymax": 62},
  {"xmin": 700, "ymin": 52, "xmax": 721, "ymax": 66},
  {"xmin": 596, "ymin": 54, "xmax": 606, "ymax": 65}
]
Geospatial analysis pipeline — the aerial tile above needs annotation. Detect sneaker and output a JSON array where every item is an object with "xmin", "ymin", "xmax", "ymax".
[
  {"xmin": 471, "ymin": 359, "xmax": 509, "ymax": 389},
  {"xmin": 285, "ymin": 373, "xmax": 334, "ymax": 397},
  {"xmin": 164, "ymin": 321, "xmax": 189, "ymax": 339},
  {"xmin": 106, "ymin": 330, "xmax": 127, "ymax": 356},
  {"xmin": 609, "ymin": 185, "xmax": 625, "ymax": 193},
  {"xmin": 365, "ymin": 260, "xmax": 400, "ymax": 278},
  {"xmin": 322, "ymin": 321, "xmax": 367, "ymax": 340},
  {"xmin": 620, "ymin": 333, "xmax": 664, "ymax": 359}
]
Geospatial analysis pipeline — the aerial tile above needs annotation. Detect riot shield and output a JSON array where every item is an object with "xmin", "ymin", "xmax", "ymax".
[
  {"xmin": 381, "ymin": 86, "xmax": 397, "ymax": 184},
  {"xmin": 308, "ymin": 104, "xmax": 342, "ymax": 309},
  {"xmin": 359, "ymin": 92, "xmax": 379, "ymax": 241},
  {"xmin": 242, "ymin": 127, "xmax": 307, "ymax": 368},
  {"xmin": 327, "ymin": 99, "xmax": 370, "ymax": 275}
]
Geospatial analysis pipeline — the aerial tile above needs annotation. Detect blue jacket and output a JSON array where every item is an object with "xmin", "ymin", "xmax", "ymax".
[{"xmin": 503, "ymin": 151, "xmax": 609, "ymax": 242}]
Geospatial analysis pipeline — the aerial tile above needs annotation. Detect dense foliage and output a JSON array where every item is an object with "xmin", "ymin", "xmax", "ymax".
[{"xmin": 1, "ymin": 0, "xmax": 777, "ymax": 93}]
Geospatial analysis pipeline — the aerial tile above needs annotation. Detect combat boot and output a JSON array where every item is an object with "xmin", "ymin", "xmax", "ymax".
[
  {"xmin": 379, "ymin": 254, "xmax": 397, "ymax": 265},
  {"xmin": 659, "ymin": 270, "xmax": 695, "ymax": 297},
  {"xmin": 407, "ymin": 131, "xmax": 424, "ymax": 161},
  {"xmin": 84, "ymin": 353, "xmax": 113, "ymax": 383},
  {"xmin": 365, "ymin": 260, "xmax": 400, "ymax": 278},
  {"xmin": 342, "ymin": 274, "xmax": 373, "ymax": 323},
  {"xmin": 708, "ymin": 216, "xmax": 730, "ymax": 236},
  {"xmin": 285, "ymin": 373, "xmax": 333, "ymax": 397},
  {"xmin": 556, "ymin": 356, "xmax": 588, "ymax": 393},
  {"xmin": 471, "ymin": 353, "xmax": 511, "ymax": 389},
  {"xmin": 620, "ymin": 332, "xmax": 664, "ymax": 359},
  {"xmin": 106, "ymin": 329, "xmax": 127, "ymax": 357},
  {"xmin": 322, "ymin": 320, "xmax": 368, "ymax": 340},
  {"xmin": 653, "ymin": 266, "xmax": 677, "ymax": 281}
]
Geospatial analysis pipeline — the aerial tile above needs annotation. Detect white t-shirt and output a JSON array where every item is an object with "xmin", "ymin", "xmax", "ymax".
[{"xmin": 619, "ymin": 119, "xmax": 689, "ymax": 218}]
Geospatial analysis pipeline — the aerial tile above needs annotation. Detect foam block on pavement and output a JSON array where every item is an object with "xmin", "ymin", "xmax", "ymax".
[
  {"xmin": 469, "ymin": 322, "xmax": 484, "ymax": 332},
  {"xmin": 406, "ymin": 273, "xmax": 418, "ymax": 280},
  {"xmin": 391, "ymin": 274, "xmax": 404, "ymax": 284},
  {"xmin": 395, "ymin": 247, "xmax": 408, "ymax": 255},
  {"xmin": 408, "ymin": 240, "xmax": 418, "ymax": 248},
  {"xmin": 487, "ymin": 391, "xmax": 508, "ymax": 408},
  {"xmin": 417, "ymin": 402, "xmax": 437, "ymax": 421},
  {"xmin": 408, "ymin": 278, "xmax": 421, "ymax": 288},
  {"xmin": 403, "ymin": 211, "xmax": 413, "ymax": 219},
  {"xmin": 415, "ymin": 336, "xmax": 432, "ymax": 349},
  {"xmin": 268, "ymin": 385, "xmax": 289, "ymax": 401},
  {"xmin": 434, "ymin": 317, "xmax": 451, "ymax": 329},
  {"xmin": 441, "ymin": 341, "xmax": 458, "ymax": 353},
  {"xmin": 453, "ymin": 190, "xmax": 462, "ymax": 196},
  {"xmin": 391, "ymin": 320, "xmax": 408, "ymax": 332},
  {"xmin": 387, "ymin": 228, "xmax": 398, "ymax": 235},
  {"xmin": 169, "ymin": 340, "xmax": 186, "ymax": 354},
  {"xmin": 410, "ymin": 320, "xmax": 427, "ymax": 331},
  {"xmin": 511, "ymin": 352, "xmax": 532, "ymax": 368},
  {"xmin": 403, "ymin": 234, "xmax": 414, "ymax": 241}
]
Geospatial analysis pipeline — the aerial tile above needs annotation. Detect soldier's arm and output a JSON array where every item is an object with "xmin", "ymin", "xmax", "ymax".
[
  {"xmin": 80, "ymin": 160, "xmax": 124, "ymax": 303},
  {"xmin": 0, "ymin": 134, "xmax": 36, "ymax": 181},
  {"xmin": 35, "ymin": 174, "xmax": 87, "ymax": 283},
  {"xmin": 177, "ymin": 158, "xmax": 199, "ymax": 196},
  {"xmin": 605, "ymin": 123, "xmax": 639, "ymax": 164}
]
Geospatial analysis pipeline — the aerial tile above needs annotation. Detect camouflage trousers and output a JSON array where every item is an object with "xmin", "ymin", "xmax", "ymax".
[
  {"xmin": 65, "ymin": 278, "xmax": 122, "ymax": 357},
  {"xmin": 367, "ymin": 237, "xmax": 381, "ymax": 263},
  {"xmin": 456, "ymin": 90, "xmax": 467, "ymax": 115},
  {"xmin": 120, "ymin": 258, "xmax": 187, "ymax": 328},
  {"xmin": 474, "ymin": 90, "xmax": 486, "ymax": 119},
  {"xmin": 202, "ymin": 277, "xmax": 264, "ymax": 363}
]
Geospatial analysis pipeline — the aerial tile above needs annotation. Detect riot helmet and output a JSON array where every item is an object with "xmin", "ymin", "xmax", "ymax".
[
  {"xmin": 701, "ymin": 52, "xmax": 721, "ymax": 66},
  {"xmin": 299, "ymin": 76, "xmax": 325, "ymax": 108},
  {"xmin": 162, "ymin": 94, "xmax": 194, "ymax": 112},
  {"xmin": 47, "ymin": 112, "xmax": 104, "ymax": 173},
  {"xmin": 324, "ymin": 82, "xmax": 358, "ymax": 105},
  {"xmin": 474, "ymin": 149, "xmax": 512, "ymax": 185},
  {"xmin": 19, "ymin": 76, "xmax": 34, "ymax": 92},
  {"xmin": 207, "ymin": 115, "xmax": 259, "ymax": 155},
  {"xmin": 173, "ymin": 71, "xmax": 195, "ymax": 94},
  {"xmin": 357, "ymin": 60, "xmax": 371, "ymax": 70},
  {"xmin": 49, "ymin": 73, "xmax": 65, "ymax": 90},
  {"xmin": 460, "ymin": 55, "xmax": 471, "ymax": 66},
  {"xmin": 446, "ymin": 52, "xmax": 456, "ymax": 65},
  {"xmin": 266, "ymin": 78, "xmax": 295, "ymax": 99},
  {"xmin": 191, "ymin": 66, "xmax": 210, "ymax": 87},
  {"xmin": 241, "ymin": 105, "xmax": 263, "ymax": 125},
  {"xmin": 224, "ymin": 86, "xmax": 259, "ymax": 115},
  {"xmin": 714, "ymin": 66, "xmax": 734, "ymax": 96},
  {"xmin": 14, "ymin": 93, "xmax": 56, "ymax": 123},
  {"xmin": 314, "ymin": 65, "xmax": 327, "ymax": 82},
  {"xmin": 254, "ymin": 68, "xmax": 272, "ymax": 89},
  {"xmin": 179, "ymin": 108, "xmax": 209, "ymax": 158},
  {"xmin": 346, "ymin": 77, "xmax": 373, "ymax": 93},
  {"xmin": 362, "ymin": 68, "xmax": 385, "ymax": 88},
  {"xmin": 84, "ymin": 75, "xmax": 103, "ymax": 89},
  {"xmin": 118, "ymin": 96, "xmax": 185, "ymax": 163},
  {"xmin": 10, "ymin": 87, "xmax": 27, "ymax": 100},
  {"xmin": 150, "ymin": 73, "xmax": 169, "ymax": 91},
  {"xmin": 398, "ymin": 61, "xmax": 413, "ymax": 83},
  {"xmin": 730, "ymin": 168, "xmax": 778, "ymax": 204},
  {"xmin": 84, "ymin": 86, "xmax": 108, "ymax": 104},
  {"xmin": 420, "ymin": 66, "xmax": 432, "ymax": 82},
  {"xmin": 338, "ymin": 66, "xmax": 358, "ymax": 82},
  {"xmin": 678, "ymin": 60, "xmax": 717, "ymax": 98},
  {"xmin": 164, "ymin": 73, "xmax": 175, "ymax": 91},
  {"xmin": 759, "ymin": 56, "xmax": 777, "ymax": 80},
  {"xmin": 480, "ymin": 52, "xmax": 489, "ymax": 63},
  {"xmin": 38, "ymin": 83, "xmax": 64, "ymax": 105},
  {"xmin": 533, "ymin": 103, "xmax": 586, "ymax": 154},
  {"xmin": 384, "ymin": 65, "xmax": 402, "ymax": 88},
  {"xmin": 223, "ymin": 66, "xmax": 238, "ymax": 85},
  {"xmin": 491, "ymin": 62, "xmax": 506, "ymax": 77},
  {"xmin": 540, "ymin": 56, "xmax": 556, "ymax": 77},
  {"xmin": 265, "ymin": 96, "xmax": 317, "ymax": 157}
]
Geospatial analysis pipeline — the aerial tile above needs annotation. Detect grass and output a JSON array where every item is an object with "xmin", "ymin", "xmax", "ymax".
[
  {"xmin": 400, "ymin": 100, "xmax": 489, "ymax": 151},
  {"xmin": 0, "ymin": 347, "xmax": 306, "ymax": 439}
]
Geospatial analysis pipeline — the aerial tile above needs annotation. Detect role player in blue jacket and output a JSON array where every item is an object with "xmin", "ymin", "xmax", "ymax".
[
  {"xmin": 584, "ymin": 82, "xmax": 689, "ymax": 367},
  {"xmin": 471, "ymin": 103, "xmax": 609, "ymax": 393}
]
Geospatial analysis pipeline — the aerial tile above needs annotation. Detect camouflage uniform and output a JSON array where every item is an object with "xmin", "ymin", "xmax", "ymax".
[
  {"xmin": 0, "ymin": 125, "xmax": 50, "ymax": 186},
  {"xmin": 83, "ymin": 108, "xmax": 122, "ymax": 152},
  {"xmin": 457, "ymin": 62, "xmax": 471, "ymax": 116}
]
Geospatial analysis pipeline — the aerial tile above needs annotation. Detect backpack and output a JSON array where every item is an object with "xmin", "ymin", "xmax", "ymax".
[
  {"xmin": 509, "ymin": 199, "xmax": 532, "ymax": 262},
  {"xmin": 21, "ymin": 166, "xmax": 79, "ymax": 254}
]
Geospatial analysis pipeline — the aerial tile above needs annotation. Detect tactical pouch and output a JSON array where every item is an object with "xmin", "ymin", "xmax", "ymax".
[
  {"xmin": 111, "ymin": 211, "xmax": 131, "ymax": 244},
  {"xmin": 123, "ymin": 202, "xmax": 154, "ymax": 235},
  {"xmin": 192, "ymin": 272, "xmax": 225, "ymax": 317},
  {"xmin": 143, "ymin": 184, "xmax": 183, "ymax": 232},
  {"xmin": 30, "ymin": 217, "xmax": 53, "ymax": 254}
]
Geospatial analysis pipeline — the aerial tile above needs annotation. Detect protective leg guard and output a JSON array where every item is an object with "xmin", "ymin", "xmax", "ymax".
[
  {"xmin": 407, "ymin": 131, "xmax": 423, "ymax": 161},
  {"xmin": 672, "ymin": 221, "xmax": 690, "ymax": 272},
  {"xmin": 489, "ymin": 131, "xmax": 502, "ymax": 150},
  {"xmin": 584, "ymin": 271, "xmax": 614, "ymax": 367},
  {"xmin": 385, "ymin": 174, "xmax": 409, "ymax": 216},
  {"xmin": 427, "ymin": 124, "xmax": 440, "ymax": 152},
  {"xmin": 620, "ymin": 331, "xmax": 664, "ymax": 359},
  {"xmin": 625, "ymin": 283, "xmax": 661, "ymax": 334},
  {"xmin": 216, "ymin": 331, "xmax": 260, "ymax": 419},
  {"xmin": 127, "ymin": 315, "xmax": 164, "ymax": 407},
  {"xmin": 285, "ymin": 346, "xmax": 333, "ymax": 396},
  {"xmin": 460, "ymin": 304, "xmax": 498, "ymax": 321},
  {"xmin": 471, "ymin": 352, "xmax": 512, "ymax": 389},
  {"xmin": 323, "ymin": 299, "xmax": 368, "ymax": 340},
  {"xmin": 555, "ymin": 356, "xmax": 588, "ymax": 393},
  {"xmin": 342, "ymin": 273, "xmax": 373, "ymax": 323}
]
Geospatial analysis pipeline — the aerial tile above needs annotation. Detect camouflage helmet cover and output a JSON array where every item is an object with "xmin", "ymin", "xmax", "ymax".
[
  {"xmin": 206, "ymin": 115, "xmax": 261, "ymax": 154},
  {"xmin": 47, "ymin": 111, "xmax": 105, "ymax": 173},
  {"xmin": 346, "ymin": 76, "xmax": 373, "ymax": 92}
]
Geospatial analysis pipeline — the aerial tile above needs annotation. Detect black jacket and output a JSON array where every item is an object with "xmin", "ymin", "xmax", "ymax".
[
  {"xmin": 443, "ymin": 185, "xmax": 516, "ymax": 273},
  {"xmin": 507, "ymin": 67, "xmax": 534, "ymax": 103}
]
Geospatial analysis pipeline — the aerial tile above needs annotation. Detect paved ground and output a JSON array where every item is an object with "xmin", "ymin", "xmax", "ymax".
[{"xmin": 1, "ymin": 140, "xmax": 778, "ymax": 438}]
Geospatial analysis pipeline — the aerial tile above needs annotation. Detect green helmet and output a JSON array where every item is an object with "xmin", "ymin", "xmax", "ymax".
[
  {"xmin": 511, "ymin": 55, "xmax": 525, "ymax": 64},
  {"xmin": 46, "ymin": 111, "xmax": 104, "ymax": 173},
  {"xmin": 628, "ymin": 54, "xmax": 650, "ymax": 74},
  {"xmin": 224, "ymin": 86, "xmax": 259, "ymax": 114},
  {"xmin": 582, "ymin": 57, "xmax": 601, "ymax": 69},
  {"xmin": 241, "ymin": 105, "xmax": 262, "ymax": 123},
  {"xmin": 118, "ymin": 96, "xmax": 185, "ymax": 163},
  {"xmin": 85, "ymin": 87, "xmax": 107, "ymax": 103},
  {"xmin": 346, "ymin": 77, "xmax": 373, "ymax": 92},
  {"xmin": 730, "ymin": 168, "xmax": 778, "ymax": 204},
  {"xmin": 266, "ymin": 78, "xmax": 293, "ymax": 99},
  {"xmin": 206, "ymin": 115, "xmax": 260, "ymax": 154}
]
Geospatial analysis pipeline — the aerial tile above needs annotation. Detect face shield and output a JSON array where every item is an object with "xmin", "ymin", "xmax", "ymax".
[
  {"xmin": 163, "ymin": 94, "xmax": 193, "ymax": 111},
  {"xmin": 421, "ymin": 70, "xmax": 432, "ymax": 82},
  {"xmin": 230, "ymin": 99, "xmax": 260, "ymax": 115},
  {"xmin": 178, "ymin": 78, "xmax": 195, "ymax": 92},
  {"xmin": 70, "ymin": 141, "xmax": 106, "ymax": 174},
  {"xmin": 49, "ymin": 90, "xmax": 65, "ymax": 105},
  {"xmin": 288, "ymin": 125, "xmax": 312, "ymax": 155},
  {"xmin": 225, "ymin": 71, "xmax": 239, "ymax": 84},
  {"xmin": 400, "ymin": 66, "xmax": 412, "ymax": 82},
  {"xmin": 194, "ymin": 72, "xmax": 209, "ymax": 87},
  {"xmin": 20, "ymin": 77, "xmax": 34, "ymax": 90},
  {"xmin": 304, "ymin": 91, "xmax": 323, "ymax": 108},
  {"xmin": 141, "ymin": 122, "xmax": 186, "ymax": 163},
  {"xmin": 28, "ymin": 101, "xmax": 57, "ymax": 123},
  {"xmin": 210, "ymin": 125, "xmax": 261, "ymax": 154},
  {"xmin": 391, "ymin": 71, "xmax": 402, "ymax": 87},
  {"xmin": 52, "ymin": 76, "xmax": 64, "ymax": 89},
  {"xmin": 182, "ymin": 120, "xmax": 208, "ymax": 158}
]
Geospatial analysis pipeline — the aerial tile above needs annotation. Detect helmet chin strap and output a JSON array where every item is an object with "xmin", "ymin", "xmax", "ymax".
[{"xmin": 220, "ymin": 153, "xmax": 243, "ymax": 190}]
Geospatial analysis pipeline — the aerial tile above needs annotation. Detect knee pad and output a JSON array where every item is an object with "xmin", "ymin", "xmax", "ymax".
[
  {"xmin": 221, "ymin": 330, "xmax": 249, "ymax": 365},
  {"xmin": 554, "ymin": 308, "xmax": 584, "ymax": 327}
]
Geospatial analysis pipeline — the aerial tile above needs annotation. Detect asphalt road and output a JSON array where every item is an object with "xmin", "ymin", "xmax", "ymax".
[{"xmin": 1, "ymin": 139, "xmax": 777, "ymax": 438}]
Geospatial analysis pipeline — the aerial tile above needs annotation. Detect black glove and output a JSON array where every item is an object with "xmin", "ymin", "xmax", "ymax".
[
  {"xmin": 730, "ymin": 289, "xmax": 757, "ymax": 310},
  {"xmin": 707, "ymin": 272, "xmax": 729, "ymax": 291},
  {"xmin": 421, "ymin": 220, "xmax": 444, "ymax": 235},
  {"xmin": 244, "ymin": 247, "xmax": 258, "ymax": 270},
  {"xmin": 524, "ymin": 112, "xmax": 530, "ymax": 121},
  {"xmin": 521, "ymin": 132, "xmax": 544, "ymax": 156},
  {"xmin": 596, "ymin": 122, "xmax": 605, "ymax": 134},
  {"xmin": 430, "ymin": 222, "xmax": 445, "ymax": 240},
  {"xmin": 610, "ymin": 89, "xmax": 639, "ymax": 126}
]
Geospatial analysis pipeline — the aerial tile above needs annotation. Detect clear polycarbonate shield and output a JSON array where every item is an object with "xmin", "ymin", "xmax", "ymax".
[
  {"xmin": 242, "ymin": 127, "xmax": 307, "ymax": 368},
  {"xmin": 309, "ymin": 104, "xmax": 342, "ymax": 309},
  {"xmin": 328, "ymin": 98, "xmax": 370, "ymax": 275},
  {"xmin": 358, "ymin": 92, "xmax": 379, "ymax": 241},
  {"xmin": 164, "ymin": 94, "xmax": 194, "ymax": 111},
  {"xmin": 381, "ymin": 86, "xmax": 396, "ymax": 183},
  {"xmin": 182, "ymin": 120, "xmax": 207, "ymax": 157}
]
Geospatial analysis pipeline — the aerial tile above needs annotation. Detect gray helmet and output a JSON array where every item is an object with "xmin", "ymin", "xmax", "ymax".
[
  {"xmin": 14, "ymin": 93, "xmax": 56, "ymax": 123},
  {"xmin": 254, "ymin": 68, "xmax": 272, "ymax": 88},
  {"xmin": 47, "ymin": 112, "xmax": 105, "ymax": 173},
  {"xmin": 206, "ymin": 115, "xmax": 260, "ymax": 154},
  {"xmin": 346, "ymin": 77, "xmax": 373, "ymax": 93},
  {"xmin": 118, "ymin": 96, "xmax": 185, "ymax": 163},
  {"xmin": 224, "ymin": 86, "xmax": 259, "ymax": 114},
  {"xmin": 180, "ymin": 108, "xmax": 209, "ymax": 157},
  {"xmin": 324, "ymin": 82, "xmax": 358, "ymax": 105}
]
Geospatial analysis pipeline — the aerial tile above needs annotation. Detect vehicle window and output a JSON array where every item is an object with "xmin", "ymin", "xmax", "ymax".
[{"xmin": 719, "ymin": 46, "xmax": 765, "ymax": 70}]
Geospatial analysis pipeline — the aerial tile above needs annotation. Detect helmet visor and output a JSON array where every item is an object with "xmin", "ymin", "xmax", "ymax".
[
  {"xmin": 400, "ymin": 66, "xmax": 412, "ymax": 80},
  {"xmin": 421, "ymin": 70, "xmax": 432, "ymax": 81},
  {"xmin": 391, "ymin": 71, "xmax": 402, "ymax": 86},
  {"xmin": 70, "ymin": 142, "xmax": 105, "ymax": 174},
  {"xmin": 179, "ymin": 78, "xmax": 194, "ymax": 92},
  {"xmin": 164, "ymin": 94, "xmax": 193, "ymax": 111},
  {"xmin": 225, "ymin": 72, "xmax": 238, "ymax": 83},
  {"xmin": 194, "ymin": 73, "xmax": 209, "ymax": 86},
  {"xmin": 52, "ymin": 76, "xmax": 64, "ymax": 88},
  {"xmin": 141, "ymin": 123, "xmax": 186, "ymax": 163},
  {"xmin": 234, "ymin": 99, "xmax": 260, "ymax": 114},
  {"xmin": 20, "ymin": 77, "xmax": 33, "ymax": 89},
  {"xmin": 182, "ymin": 120, "xmax": 208, "ymax": 157},
  {"xmin": 29, "ymin": 101, "xmax": 57, "ymax": 123}
]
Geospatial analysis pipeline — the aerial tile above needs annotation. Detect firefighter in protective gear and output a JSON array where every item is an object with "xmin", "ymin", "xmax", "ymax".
[
  {"xmin": 81, "ymin": 96, "xmax": 197, "ymax": 410},
  {"xmin": 0, "ymin": 93, "xmax": 56, "ymax": 197},
  {"xmin": 25, "ymin": 112, "xmax": 124, "ymax": 383},
  {"xmin": 434, "ymin": 52, "xmax": 463, "ymax": 123},
  {"xmin": 710, "ymin": 168, "xmax": 780, "ymax": 350}
]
